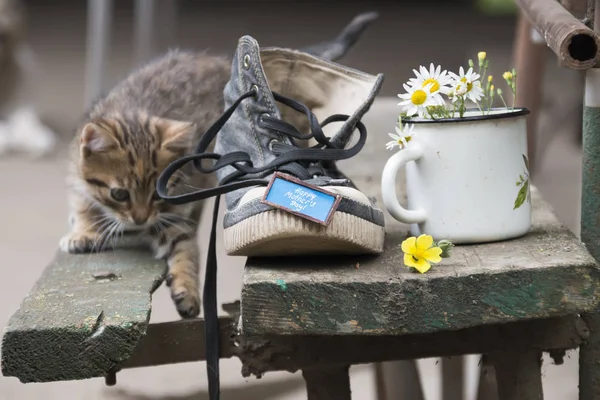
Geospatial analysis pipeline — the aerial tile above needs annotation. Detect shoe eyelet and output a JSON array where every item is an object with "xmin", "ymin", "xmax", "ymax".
[
  {"xmin": 259, "ymin": 113, "xmax": 271, "ymax": 123},
  {"xmin": 243, "ymin": 54, "xmax": 251, "ymax": 69},
  {"xmin": 268, "ymin": 139, "xmax": 280, "ymax": 151},
  {"xmin": 251, "ymin": 84, "xmax": 259, "ymax": 96}
]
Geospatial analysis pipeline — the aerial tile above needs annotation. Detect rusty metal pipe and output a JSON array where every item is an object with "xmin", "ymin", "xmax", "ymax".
[{"xmin": 516, "ymin": 0, "xmax": 600, "ymax": 69}]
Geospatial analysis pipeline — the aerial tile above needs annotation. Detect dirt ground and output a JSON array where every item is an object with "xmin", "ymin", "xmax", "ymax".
[{"xmin": 0, "ymin": 1, "xmax": 587, "ymax": 399}]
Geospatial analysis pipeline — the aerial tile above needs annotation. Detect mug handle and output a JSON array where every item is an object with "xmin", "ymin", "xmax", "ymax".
[{"xmin": 381, "ymin": 144, "xmax": 427, "ymax": 224}]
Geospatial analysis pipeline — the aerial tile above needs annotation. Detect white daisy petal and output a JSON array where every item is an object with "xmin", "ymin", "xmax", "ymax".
[{"xmin": 386, "ymin": 141, "xmax": 397, "ymax": 150}]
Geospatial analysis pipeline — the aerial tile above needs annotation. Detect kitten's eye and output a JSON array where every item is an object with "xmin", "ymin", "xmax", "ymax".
[{"xmin": 110, "ymin": 188, "xmax": 130, "ymax": 202}]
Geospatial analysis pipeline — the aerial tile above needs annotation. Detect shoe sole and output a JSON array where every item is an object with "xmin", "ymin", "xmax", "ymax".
[{"xmin": 224, "ymin": 209, "xmax": 385, "ymax": 256}]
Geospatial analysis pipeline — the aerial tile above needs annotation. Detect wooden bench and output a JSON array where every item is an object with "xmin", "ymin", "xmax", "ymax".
[
  {"xmin": 2, "ymin": 185, "xmax": 599, "ymax": 399},
  {"xmin": 3, "ymin": 95, "xmax": 600, "ymax": 399},
  {"xmin": 1, "ymin": 246, "xmax": 167, "ymax": 383}
]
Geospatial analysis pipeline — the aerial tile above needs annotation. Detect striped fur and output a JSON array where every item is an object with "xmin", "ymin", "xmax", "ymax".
[{"xmin": 60, "ymin": 50, "xmax": 231, "ymax": 318}]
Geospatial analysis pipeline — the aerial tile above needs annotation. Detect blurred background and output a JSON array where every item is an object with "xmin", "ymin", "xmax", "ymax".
[{"xmin": 0, "ymin": 0, "xmax": 586, "ymax": 399}]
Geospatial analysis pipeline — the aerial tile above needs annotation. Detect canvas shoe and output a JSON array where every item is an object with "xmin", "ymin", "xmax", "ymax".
[
  {"xmin": 158, "ymin": 9, "xmax": 385, "ymax": 255},
  {"xmin": 224, "ymin": 37, "xmax": 386, "ymax": 255},
  {"xmin": 160, "ymin": 35, "xmax": 386, "ymax": 255}
]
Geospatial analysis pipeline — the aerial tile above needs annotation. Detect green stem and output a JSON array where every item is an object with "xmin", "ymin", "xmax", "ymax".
[
  {"xmin": 499, "ymin": 93, "xmax": 508, "ymax": 109},
  {"xmin": 481, "ymin": 66, "xmax": 488, "ymax": 111}
]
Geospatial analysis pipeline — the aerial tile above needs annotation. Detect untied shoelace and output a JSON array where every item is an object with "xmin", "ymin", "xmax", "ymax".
[{"xmin": 156, "ymin": 87, "xmax": 368, "ymax": 400}]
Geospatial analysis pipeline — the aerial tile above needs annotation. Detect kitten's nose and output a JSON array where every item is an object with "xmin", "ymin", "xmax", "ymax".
[
  {"xmin": 131, "ymin": 211, "xmax": 149, "ymax": 225},
  {"xmin": 132, "ymin": 216, "xmax": 147, "ymax": 225}
]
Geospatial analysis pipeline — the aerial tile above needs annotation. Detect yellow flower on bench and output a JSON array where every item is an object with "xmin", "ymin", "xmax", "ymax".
[{"xmin": 401, "ymin": 234, "xmax": 444, "ymax": 274}]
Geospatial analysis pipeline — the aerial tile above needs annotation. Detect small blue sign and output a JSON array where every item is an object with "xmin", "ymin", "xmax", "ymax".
[{"xmin": 262, "ymin": 173, "xmax": 340, "ymax": 225}]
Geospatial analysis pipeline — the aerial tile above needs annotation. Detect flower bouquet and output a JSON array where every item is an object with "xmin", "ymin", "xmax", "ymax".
[{"xmin": 381, "ymin": 52, "xmax": 532, "ymax": 250}]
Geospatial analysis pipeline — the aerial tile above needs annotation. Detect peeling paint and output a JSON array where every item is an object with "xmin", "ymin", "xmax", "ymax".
[
  {"xmin": 276, "ymin": 279, "xmax": 287, "ymax": 291},
  {"xmin": 336, "ymin": 320, "xmax": 360, "ymax": 333}
]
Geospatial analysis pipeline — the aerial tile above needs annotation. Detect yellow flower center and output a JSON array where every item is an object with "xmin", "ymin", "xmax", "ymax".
[
  {"xmin": 410, "ymin": 89, "xmax": 427, "ymax": 105},
  {"xmin": 422, "ymin": 78, "xmax": 440, "ymax": 93},
  {"xmin": 460, "ymin": 77, "xmax": 473, "ymax": 92},
  {"xmin": 396, "ymin": 135, "xmax": 412, "ymax": 148}
]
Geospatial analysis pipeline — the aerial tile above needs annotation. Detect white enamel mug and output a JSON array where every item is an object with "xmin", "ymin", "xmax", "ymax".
[{"xmin": 381, "ymin": 108, "xmax": 531, "ymax": 244}]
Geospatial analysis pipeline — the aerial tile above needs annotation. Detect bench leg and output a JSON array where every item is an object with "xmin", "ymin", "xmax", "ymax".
[
  {"xmin": 442, "ymin": 356, "xmax": 464, "ymax": 400},
  {"xmin": 580, "ymin": 314, "xmax": 600, "ymax": 399},
  {"xmin": 374, "ymin": 360, "xmax": 424, "ymax": 400},
  {"xmin": 302, "ymin": 366, "xmax": 351, "ymax": 400},
  {"xmin": 476, "ymin": 355, "xmax": 499, "ymax": 400},
  {"xmin": 488, "ymin": 351, "xmax": 543, "ymax": 400}
]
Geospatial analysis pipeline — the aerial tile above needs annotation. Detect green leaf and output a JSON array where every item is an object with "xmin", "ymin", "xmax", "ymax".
[
  {"xmin": 513, "ymin": 180, "xmax": 529, "ymax": 210},
  {"xmin": 522, "ymin": 154, "xmax": 530, "ymax": 172},
  {"xmin": 437, "ymin": 240, "xmax": 455, "ymax": 258}
]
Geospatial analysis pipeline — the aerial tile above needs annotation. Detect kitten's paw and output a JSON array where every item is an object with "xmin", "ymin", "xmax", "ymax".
[
  {"xmin": 59, "ymin": 232, "xmax": 98, "ymax": 253},
  {"xmin": 167, "ymin": 274, "xmax": 200, "ymax": 318}
]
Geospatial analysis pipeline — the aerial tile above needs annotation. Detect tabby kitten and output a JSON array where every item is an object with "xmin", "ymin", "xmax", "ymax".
[{"xmin": 60, "ymin": 50, "xmax": 230, "ymax": 318}]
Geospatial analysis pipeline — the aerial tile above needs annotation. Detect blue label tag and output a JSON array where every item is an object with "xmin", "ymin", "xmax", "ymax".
[{"xmin": 261, "ymin": 173, "xmax": 341, "ymax": 226}]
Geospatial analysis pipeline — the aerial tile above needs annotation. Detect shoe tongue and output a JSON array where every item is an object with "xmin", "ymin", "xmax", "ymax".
[
  {"xmin": 231, "ymin": 35, "xmax": 384, "ymax": 152},
  {"xmin": 258, "ymin": 46, "xmax": 384, "ymax": 150}
]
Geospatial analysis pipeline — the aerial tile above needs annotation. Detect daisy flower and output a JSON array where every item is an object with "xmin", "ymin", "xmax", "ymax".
[
  {"xmin": 449, "ymin": 66, "xmax": 484, "ymax": 104},
  {"xmin": 452, "ymin": 80, "xmax": 468, "ymax": 97},
  {"xmin": 386, "ymin": 123, "xmax": 415, "ymax": 151},
  {"xmin": 407, "ymin": 63, "xmax": 453, "ymax": 97},
  {"xmin": 397, "ymin": 82, "xmax": 441, "ymax": 117}
]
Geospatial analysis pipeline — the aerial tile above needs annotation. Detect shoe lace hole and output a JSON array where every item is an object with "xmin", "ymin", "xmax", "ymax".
[
  {"xmin": 268, "ymin": 139, "xmax": 280, "ymax": 152},
  {"xmin": 243, "ymin": 54, "xmax": 251, "ymax": 69},
  {"xmin": 251, "ymin": 84, "xmax": 259, "ymax": 96},
  {"xmin": 259, "ymin": 113, "xmax": 271, "ymax": 123}
]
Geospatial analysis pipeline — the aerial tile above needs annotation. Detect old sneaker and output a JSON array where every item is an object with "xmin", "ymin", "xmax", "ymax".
[{"xmin": 160, "ymin": 35, "xmax": 385, "ymax": 256}]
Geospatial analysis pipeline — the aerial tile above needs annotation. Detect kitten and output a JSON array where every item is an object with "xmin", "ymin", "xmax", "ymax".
[
  {"xmin": 0, "ymin": 0, "xmax": 56, "ymax": 157},
  {"xmin": 61, "ymin": 50, "xmax": 230, "ymax": 318}
]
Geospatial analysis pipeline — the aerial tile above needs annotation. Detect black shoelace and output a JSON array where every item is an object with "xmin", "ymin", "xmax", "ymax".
[{"xmin": 156, "ymin": 87, "xmax": 367, "ymax": 400}]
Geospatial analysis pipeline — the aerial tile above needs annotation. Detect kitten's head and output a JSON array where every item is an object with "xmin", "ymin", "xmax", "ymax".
[{"xmin": 76, "ymin": 114, "xmax": 196, "ymax": 230}]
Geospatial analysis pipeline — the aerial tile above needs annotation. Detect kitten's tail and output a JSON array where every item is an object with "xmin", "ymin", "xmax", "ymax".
[{"xmin": 299, "ymin": 11, "xmax": 379, "ymax": 62}]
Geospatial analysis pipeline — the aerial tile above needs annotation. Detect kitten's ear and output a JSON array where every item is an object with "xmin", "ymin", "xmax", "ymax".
[
  {"xmin": 80, "ymin": 122, "xmax": 120, "ymax": 156},
  {"xmin": 155, "ymin": 118, "xmax": 196, "ymax": 152}
]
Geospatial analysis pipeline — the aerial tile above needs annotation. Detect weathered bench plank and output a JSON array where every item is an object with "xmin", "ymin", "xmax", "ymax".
[
  {"xmin": 241, "ymin": 187, "xmax": 600, "ymax": 336},
  {"xmin": 236, "ymin": 315, "xmax": 588, "ymax": 376},
  {"xmin": 1, "ymin": 246, "xmax": 165, "ymax": 382}
]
